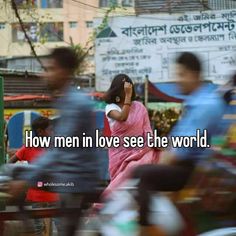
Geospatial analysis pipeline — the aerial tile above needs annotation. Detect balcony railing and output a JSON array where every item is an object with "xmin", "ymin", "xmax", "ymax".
[{"xmin": 135, "ymin": 0, "xmax": 236, "ymax": 14}]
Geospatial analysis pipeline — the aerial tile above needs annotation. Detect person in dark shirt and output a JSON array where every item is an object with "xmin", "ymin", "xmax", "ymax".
[{"xmin": 8, "ymin": 47, "xmax": 100, "ymax": 236}]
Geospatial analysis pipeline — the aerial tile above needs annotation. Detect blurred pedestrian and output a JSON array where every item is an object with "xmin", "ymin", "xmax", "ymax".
[
  {"xmin": 131, "ymin": 52, "xmax": 226, "ymax": 236},
  {"xmin": 8, "ymin": 47, "xmax": 100, "ymax": 236}
]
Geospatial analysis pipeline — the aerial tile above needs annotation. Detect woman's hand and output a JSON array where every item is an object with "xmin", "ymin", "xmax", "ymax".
[{"xmin": 124, "ymin": 81, "xmax": 132, "ymax": 98}]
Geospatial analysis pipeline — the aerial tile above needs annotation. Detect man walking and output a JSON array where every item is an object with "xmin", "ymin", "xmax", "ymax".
[{"xmin": 8, "ymin": 47, "xmax": 100, "ymax": 236}]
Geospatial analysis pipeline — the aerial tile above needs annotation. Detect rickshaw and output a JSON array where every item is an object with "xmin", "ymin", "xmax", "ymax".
[{"xmin": 97, "ymin": 137, "xmax": 236, "ymax": 236}]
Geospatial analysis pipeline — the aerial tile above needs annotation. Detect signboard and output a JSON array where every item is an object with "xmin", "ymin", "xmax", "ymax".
[
  {"xmin": 95, "ymin": 9, "xmax": 236, "ymax": 91},
  {"xmin": 4, "ymin": 108, "xmax": 57, "ymax": 121}
]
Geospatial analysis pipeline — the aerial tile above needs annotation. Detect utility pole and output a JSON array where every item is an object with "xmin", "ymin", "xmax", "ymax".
[{"xmin": 144, "ymin": 75, "xmax": 149, "ymax": 107}]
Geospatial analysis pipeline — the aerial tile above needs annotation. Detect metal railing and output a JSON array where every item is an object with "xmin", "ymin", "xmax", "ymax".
[{"xmin": 135, "ymin": 0, "xmax": 236, "ymax": 14}]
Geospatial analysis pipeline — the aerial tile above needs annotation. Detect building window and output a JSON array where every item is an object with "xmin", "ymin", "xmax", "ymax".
[
  {"xmin": 12, "ymin": 23, "xmax": 38, "ymax": 42},
  {"xmin": 40, "ymin": 22, "xmax": 63, "ymax": 42},
  {"xmin": 99, "ymin": 0, "xmax": 117, "ymax": 7},
  {"xmin": 15, "ymin": 0, "xmax": 37, "ymax": 7},
  {"xmin": 69, "ymin": 21, "xmax": 78, "ymax": 29},
  {"xmin": 0, "ymin": 23, "xmax": 6, "ymax": 30},
  {"xmin": 86, "ymin": 21, "xmax": 93, "ymax": 28},
  {"xmin": 41, "ymin": 0, "xmax": 63, "ymax": 8},
  {"xmin": 121, "ymin": 0, "xmax": 133, "ymax": 7}
]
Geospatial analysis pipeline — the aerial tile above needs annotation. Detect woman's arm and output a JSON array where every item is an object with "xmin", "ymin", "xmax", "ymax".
[
  {"xmin": 8, "ymin": 154, "xmax": 19, "ymax": 163},
  {"xmin": 8, "ymin": 146, "xmax": 25, "ymax": 163}
]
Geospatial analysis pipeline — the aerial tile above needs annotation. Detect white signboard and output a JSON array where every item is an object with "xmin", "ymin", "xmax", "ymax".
[{"xmin": 95, "ymin": 10, "xmax": 236, "ymax": 91}]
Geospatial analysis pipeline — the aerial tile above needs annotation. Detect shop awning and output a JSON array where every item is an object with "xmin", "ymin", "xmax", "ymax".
[{"xmin": 136, "ymin": 81, "xmax": 219, "ymax": 103}]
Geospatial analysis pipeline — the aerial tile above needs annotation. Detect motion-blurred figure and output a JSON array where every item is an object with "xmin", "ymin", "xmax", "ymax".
[
  {"xmin": 131, "ymin": 52, "xmax": 227, "ymax": 236},
  {"xmin": 8, "ymin": 47, "xmax": 100, "ymax": 236}
]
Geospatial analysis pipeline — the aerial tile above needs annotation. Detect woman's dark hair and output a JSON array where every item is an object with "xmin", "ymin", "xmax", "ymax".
[
  {"xmin": 104, "ymin": 74, "xmax": 136, "ymax": 104},
  {"xmin": 176, "ymin": 52, "xmax": 202, "ymax": 73}
]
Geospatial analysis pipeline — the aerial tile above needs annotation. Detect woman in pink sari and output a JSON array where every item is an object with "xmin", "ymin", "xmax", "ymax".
[{"xmin": 104, "ymin": 74, "xmax": 160, "ymax": 196}]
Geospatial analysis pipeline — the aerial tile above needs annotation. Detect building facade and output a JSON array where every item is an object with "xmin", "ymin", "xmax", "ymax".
[
  {"xmin": 0, "ymin": 0, "xmax": 99, "ymax": 58},
  {"xmin": 0, "ymin": 0, "xmax": 134, "ymax": 59},
  {"xmin": 135, "ymin": 0, "xmax": 236, "ymax": 14},
  {"xmin": 0, "ymin": 0, "xmax": 134, "ymax": 73},
  {"xmin": 1, "ymin": 0, "xmax": 234, "ymax": 74}
]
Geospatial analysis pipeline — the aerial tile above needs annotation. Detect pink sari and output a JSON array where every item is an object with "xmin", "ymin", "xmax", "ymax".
[{"xmin": 104, "ymin": 101, "xmax": 160, "ymax": 196}]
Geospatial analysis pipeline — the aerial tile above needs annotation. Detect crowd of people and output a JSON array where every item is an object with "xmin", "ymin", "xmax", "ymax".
[{"xmin": 0, "ymin": 48, "xmax": 235, "ymax": 236}]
